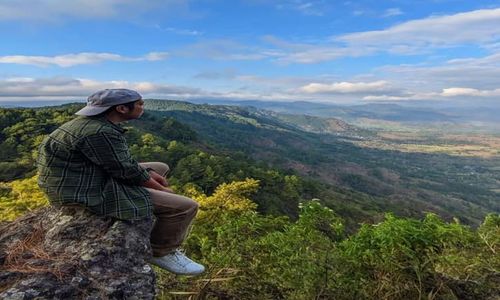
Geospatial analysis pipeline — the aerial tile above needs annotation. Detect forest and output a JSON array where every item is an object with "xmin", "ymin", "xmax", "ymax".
[
  {"xmin": 145, "ymin": 99, "xmax": 500, "ymax": 226},
  {"xmin": 0, "ymin": 103, "xmax": 498, "ymax": 299}
]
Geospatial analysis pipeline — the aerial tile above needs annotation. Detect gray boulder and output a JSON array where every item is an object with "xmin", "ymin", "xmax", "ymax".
[{"xmin": 0, "ymin": 206, "xmax": 156, "ymax": 299}]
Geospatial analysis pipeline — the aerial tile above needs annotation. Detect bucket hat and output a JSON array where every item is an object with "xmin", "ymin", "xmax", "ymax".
[{"xmin": 75, "ymin": 89, "xmax": 142, "ymax": 116}]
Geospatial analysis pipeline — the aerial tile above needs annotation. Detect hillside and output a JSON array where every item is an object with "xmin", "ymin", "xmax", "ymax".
[
  {"xmin": 1, "ymin": 100, "xmax": 499, "ymax": 227},
  {"xmin": 1, "ymin": 102, "xmax": 499, "ymax": 299},
  {"xmin": 145, "ymin": 99, "xmax": 500, "ymax": 225}
]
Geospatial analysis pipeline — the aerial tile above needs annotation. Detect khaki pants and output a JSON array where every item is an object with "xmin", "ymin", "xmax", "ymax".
[{"xmin": 139, "ymin": 162, "xmax": 199, "ymax": 257}]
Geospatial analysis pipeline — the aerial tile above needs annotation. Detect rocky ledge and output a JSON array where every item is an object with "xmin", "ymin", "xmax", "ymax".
[{"xmin": 0, "ymin": 206, "xmax": 156, "ymax": 299}]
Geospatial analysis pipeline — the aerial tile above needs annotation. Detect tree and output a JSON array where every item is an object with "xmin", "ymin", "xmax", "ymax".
[{"xmin": 0, "ymin": 175, "xmax": 48, "ymax": 221}]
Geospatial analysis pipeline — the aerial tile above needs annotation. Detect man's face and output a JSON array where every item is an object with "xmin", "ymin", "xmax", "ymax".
[{"xmin": 122, "ymin": 99, "xmax": 145, "ymax": 120}]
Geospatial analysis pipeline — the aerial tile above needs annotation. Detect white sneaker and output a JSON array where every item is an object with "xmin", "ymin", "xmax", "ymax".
[{"xmin": 149, "ymin": 249, "xmax": 205, "ymax": 275}]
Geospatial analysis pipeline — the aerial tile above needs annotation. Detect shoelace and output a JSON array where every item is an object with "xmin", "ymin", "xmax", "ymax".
[
  {"xmin": 173, "ymin": 249, "xmax": 191, "ymax": 267},
  {"xmin": 175, "ymin": 249, "xmax": 186, "ymax": 255}
]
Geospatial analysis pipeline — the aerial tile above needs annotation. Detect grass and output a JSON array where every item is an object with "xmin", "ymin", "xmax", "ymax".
[{"xmin": 2, "ymin": 221, "xmax": 79, "ymax": 281}]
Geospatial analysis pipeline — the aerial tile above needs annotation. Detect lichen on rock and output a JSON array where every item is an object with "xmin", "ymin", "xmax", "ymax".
[{"xmin": 0, "ymin": 206, "xmax": 156, "ymax": 299}]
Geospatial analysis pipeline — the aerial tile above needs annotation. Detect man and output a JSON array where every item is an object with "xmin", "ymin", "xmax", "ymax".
[{"xmin": 37, "ymin": 88, "xmax": 205, "ymax": 275}]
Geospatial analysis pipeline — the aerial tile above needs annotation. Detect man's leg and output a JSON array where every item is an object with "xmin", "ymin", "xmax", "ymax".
[
  {"xmin": 139, "ymin": 162, "xmax": 204, "ymax": 275},
  {"xmin": 145, "ymin": 188, "xmax": 204, "ymax": 275},
  {"xmin": 139, "ymin": 162, "xmax": 195, "ymax": 254},
  {"xmin": 145, "ymin": 188, "xmax": 199, "ymax": 256}
]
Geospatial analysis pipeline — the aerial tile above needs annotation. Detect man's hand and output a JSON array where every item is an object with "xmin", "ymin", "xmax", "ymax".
[
  {"xmin": 142, "ymin": 170, "xmax": 173, "ymax": 193},
  {"xmin": 149, "ymin": 170, "xmax": 169, "ymax": 187},
  {"xmin": 162, "ymin": 187, "xmax": 175, "ymax": 193}
]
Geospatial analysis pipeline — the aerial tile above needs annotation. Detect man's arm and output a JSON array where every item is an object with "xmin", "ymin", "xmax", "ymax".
[
  {"xmin": 79, "ymin": 131, "xmax": 150, "ymax": 185},
  {"xmin": 81, "ymin": 131, "xmax": 175, "ymax": 193}
]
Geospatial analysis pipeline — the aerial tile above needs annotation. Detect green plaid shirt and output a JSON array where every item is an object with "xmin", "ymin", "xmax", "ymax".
[{"xmin": 37, "ymin": 115, "xmax": 152, "ymax": 220}]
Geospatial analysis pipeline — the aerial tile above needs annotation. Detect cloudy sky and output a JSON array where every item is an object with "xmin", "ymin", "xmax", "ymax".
[{"xmin": 1, "ymin": 0, "xmax": 500, "ymax": 105}]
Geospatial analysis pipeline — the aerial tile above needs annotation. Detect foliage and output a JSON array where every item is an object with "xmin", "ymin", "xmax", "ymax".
[
  {"xmin": 157, "ymin": 191, "xmax": 499, "ymax": 300},
  {"xmin": 0, "ymin": 175, "xmax": 48, "ymax": 221},
  {"xmin": 160, "ymin": 117, "xmax": 197, "ymax": 142},
  {"xmin": 0, "ymin": 106, "xmax": 78, "ymax": 181},
  {"xmin": 1, "ymin": 173, "xmax": 498, "ymax": 298}
]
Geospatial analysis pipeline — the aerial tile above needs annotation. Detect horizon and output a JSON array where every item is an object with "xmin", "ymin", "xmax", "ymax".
[{"xmin": 1, "ymin": 1, "xmax": 500, "ymax": 106}]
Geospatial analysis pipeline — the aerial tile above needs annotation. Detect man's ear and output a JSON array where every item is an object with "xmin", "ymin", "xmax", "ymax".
[{"xmin": 115, "ymin": 104, "xmax": 129, "ymax": 114}]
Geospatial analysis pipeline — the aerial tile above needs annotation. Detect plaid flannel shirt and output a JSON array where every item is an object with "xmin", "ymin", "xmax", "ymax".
[{"xmin": 37, "ymin": 115, "xmax": 152, "ymax": 220}]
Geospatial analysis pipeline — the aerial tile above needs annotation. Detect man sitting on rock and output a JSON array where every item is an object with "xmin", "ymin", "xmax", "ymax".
[{"xmin": 36, "ymin": 88, "xmax": 205, "ymax": 275}]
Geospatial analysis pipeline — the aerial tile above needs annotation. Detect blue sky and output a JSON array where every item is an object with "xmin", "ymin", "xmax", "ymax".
[{"xmin": 1, "ymin": 0, "xmax": 500, "ymax": 105}]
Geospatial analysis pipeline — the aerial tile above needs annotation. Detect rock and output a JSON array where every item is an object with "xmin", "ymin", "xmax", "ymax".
[{"xmin": 0, "ymin": 206, "xmax": 156, "ymax": 299}]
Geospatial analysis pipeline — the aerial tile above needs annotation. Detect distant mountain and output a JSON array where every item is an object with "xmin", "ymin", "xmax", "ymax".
[
  {"xmin": 187, "ymin": 98, "xmax": 500, "ymax": 125},
  {"xmin": 0, "ymin": 100, "xmax": 83, "ymax": 108}
]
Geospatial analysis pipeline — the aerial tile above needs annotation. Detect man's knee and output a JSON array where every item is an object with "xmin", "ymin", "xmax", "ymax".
[
  {"xmin": 152, "ymin": 193, "xmax": 198, "ymax": 215},
  {"xmin": 155, "ymin": 162, "xmax": 170, "ymax": 176},
  {"xmin": 184, "ymin": 197, "xmax": 199, "ymax": 214},
  {"xmin": 176, "ymin": 197, "xmax": 199, "ymax": 218},
  {"xmin": 141, "ymin": 162, "xmax": 170, "ymax": 176}
]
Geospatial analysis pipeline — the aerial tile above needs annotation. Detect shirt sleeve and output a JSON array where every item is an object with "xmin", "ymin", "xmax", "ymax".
[{"xmin": 79, "ymin": 131, "xmax": 151, "ymax": 185}]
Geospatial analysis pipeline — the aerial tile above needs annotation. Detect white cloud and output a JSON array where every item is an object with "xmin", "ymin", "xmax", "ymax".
[
  {"xmin": 236, "ymin": 74, "xmax": 313, "ymax": 86},
  {"xmin": 441, "ymin": 87, "xmax": 481, "ymax": 97},
  {"xmin": 143, "ymin": 52, "xmax": 170, "ymax": 61},
  {"xmin": 0, "ymin": 75, "xmax": 319, "ymax": 103},
  {"xmin": 377, "ymin": 51, "xmax": 500, "ymax": 91},
  {"xmin": 261, "ymin": 35, "xmax": 373, "ymax": 64},
  {"xmin": 260, "ymin": 8, "xmax": 500, "ymax": 64},
  {"xmin": 164, "ymin": 28, "xmax": 201, "ymax": 36},
  {"xmin": 300, "ymin": 80, "xmax": 393, "ymax": 94},
  {"xmin": 446, "ymin": 52, "xmax": 500, "ymax": 66},
  {"xmin": 0, "ymin": 77, "xmax": 200, "ymax": 99},
  {"xmin": 194, "ymin": 69, "xmax": 238, "ymax": 80},
  {"xmin": 355, "ymin": 51, "xmax": 500, "ymax": 102},
  {"xmin": 338, "ymin": 8, "xmax": 500, "ymax": 49},
  {"xmin": 361, "ymin": 87, "xmax": 500, "ymax": 102},
  {"xmin": 441, "ymin": 87, "xmax": 500, "ymax": 97},
  {"xmin": 4, "ymin": 77, "xmax": 35, "ymax": 83},
  {"xmin": 155, "ymin": 25, "xmax": 202, "ymax": 36},
  {"xmin": 382, "ymin": 8, "xmax": 403, "ymax": 18},
  {"xmin": 133, "ymin": 8, "xmax": 499, "ymax": 65},
  {"xmin": 362, "ymin": 95, "xmax": 410, "ymax": 101},
  {"xmin": 178, "ymin": 40, "xmax": 275, "ymax": 61},
  {"xmin": 1, "ymin": 74, "xmax": 498, "ymax": 104},
  {"xmin": 0, "ymin": 52, "xmax": 169, "ymax": 67},
  {"xmin": 0, "ymin": 75, "xmax": 386, "ymax": 103},
  {"xmin": 275, "ymin": 0, "xmax": 328, "ymax": 16},
  {"xmin": 276, "ymin": 47, "xmax": 363, "ymax": 64},
  {"xmin": 361, "ymin": 93, "xmax": 436, "ymax": 101}
]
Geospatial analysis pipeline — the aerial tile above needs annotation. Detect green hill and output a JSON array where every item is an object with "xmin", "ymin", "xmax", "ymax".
[
  {"xmin": 1, "ymin": 102, "xmax": 499, "ymax": 299},
  {"xmin": 1, "ymin": 100, "xmax": 499, "ymax": 227},
  {"xmin": 143, "ymin": 99, "xmax": 499, "ymax": 226}
]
